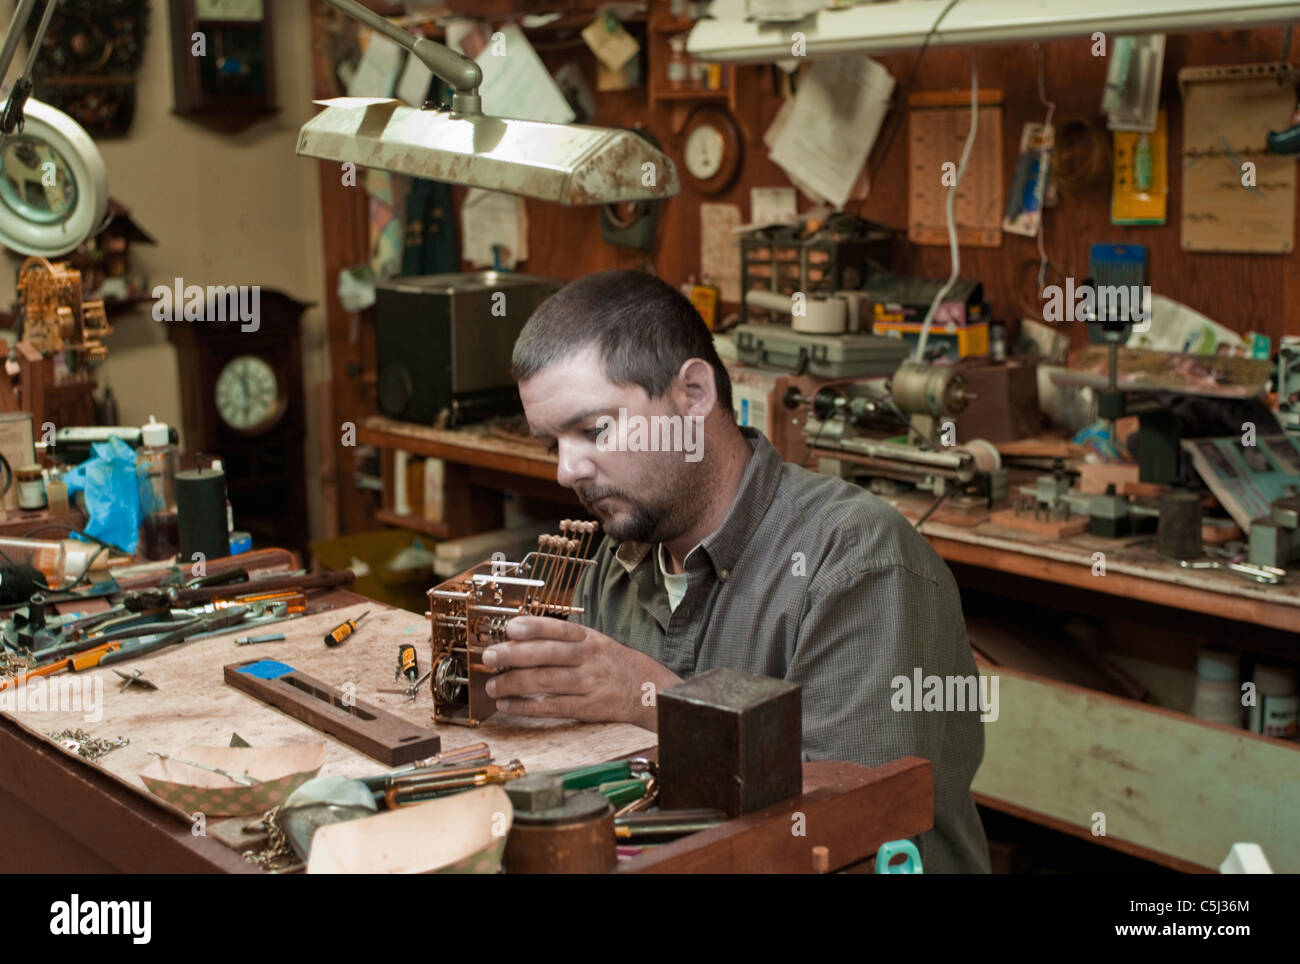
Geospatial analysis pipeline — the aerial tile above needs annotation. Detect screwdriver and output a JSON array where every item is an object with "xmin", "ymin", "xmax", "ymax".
[{"xmin": 324, "ymin": 610, "xmax": 369, "ymax": 648}]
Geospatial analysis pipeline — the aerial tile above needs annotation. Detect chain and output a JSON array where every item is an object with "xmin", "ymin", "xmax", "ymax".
[
  {"xmin": 0, "ymin": 651, "xmax": 31, "ymax": 680},
  {"xmin": 242, "ymin": 807, "xmax": 299, "ymax": 872},
  {"xmin": 47, "ymin": 728, "xmax": 129, "ymax": 761}
]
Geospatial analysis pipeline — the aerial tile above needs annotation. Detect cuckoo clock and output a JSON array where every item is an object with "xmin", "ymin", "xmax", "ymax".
[{"xmin": 25, "ymin": 0, "xmax": 150, "ymax": 138}]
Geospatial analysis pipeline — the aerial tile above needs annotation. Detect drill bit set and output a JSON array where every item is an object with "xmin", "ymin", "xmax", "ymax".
[{"xmin": 427, "ymin": 520, "xmax": 599, "ymax": 726}]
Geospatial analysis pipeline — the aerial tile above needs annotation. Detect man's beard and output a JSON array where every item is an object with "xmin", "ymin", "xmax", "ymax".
[{"xmin": 575, "ymin": 484, "xmax": 667, "ymax": 544}]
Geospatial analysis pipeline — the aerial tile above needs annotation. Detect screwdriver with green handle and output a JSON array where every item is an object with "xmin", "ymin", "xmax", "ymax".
[{"xmin": 541, "ymin": 759, "xmax": 637, "ymax": 790}]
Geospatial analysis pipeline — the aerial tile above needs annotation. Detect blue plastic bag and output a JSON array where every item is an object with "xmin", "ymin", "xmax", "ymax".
[{"xmin": 62, "ymin": 436, "xmax": 141, "ymax": 554}]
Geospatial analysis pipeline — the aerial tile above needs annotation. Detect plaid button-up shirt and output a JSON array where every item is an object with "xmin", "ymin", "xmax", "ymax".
[{"xmin": 573, "ymin": 427, "xmax": 990, "ymax": 873}]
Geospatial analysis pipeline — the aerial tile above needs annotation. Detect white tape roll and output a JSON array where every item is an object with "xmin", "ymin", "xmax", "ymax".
[{"xmin": 793, "ymin": 297, "xmax": 847, "ymax": 334}]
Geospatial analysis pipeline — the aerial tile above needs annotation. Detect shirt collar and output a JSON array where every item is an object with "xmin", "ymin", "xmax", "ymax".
[{"xmin": 611, "ymin": 427, "xmax": 783, "ymax": 582}]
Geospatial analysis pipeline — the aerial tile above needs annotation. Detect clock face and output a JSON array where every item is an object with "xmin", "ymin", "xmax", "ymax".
[
  {"xmin": 685, "ymin": 125, "xmax": 725, "ymax": 180},
  {"xmin": 194, "ymin": 0, "xmax": 264, "ymax": 20},
  {"xmin": 215, "ymin": 355, "xmax": 281, "ymax": 432}
]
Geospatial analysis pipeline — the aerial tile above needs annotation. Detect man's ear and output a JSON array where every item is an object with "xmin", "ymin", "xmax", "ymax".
[{"xmin": 676, "ymin": 358, "xmax": 717, "ymax": 418}]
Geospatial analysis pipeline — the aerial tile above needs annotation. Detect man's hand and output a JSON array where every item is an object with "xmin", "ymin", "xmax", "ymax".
[{"xmin": 481, "ymin": 616, "xmax": 680, "ymax": 730}]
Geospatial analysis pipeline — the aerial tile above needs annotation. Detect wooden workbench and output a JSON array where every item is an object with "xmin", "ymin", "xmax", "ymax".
[
  {"xmin": 0, "ymin": 590, "xmax": 655, "ymax": 873},
  {"xmin": 355, "ymin": 415, "xmax": 1300, "ymax": 872},
  {"xmin": 358, "ymin": 415, "xmax": 580, "ymax": 540},
  {"xmin": 899, "ymin": 500, "xmax": 1300, "ymax": 633},
  {"xmin": 361, "ymin": 414, "xmax": 1300, "ymax": 633},
  {"xmin": 0, "ymin": 587, "xmax": 932, "ymax": 873}
]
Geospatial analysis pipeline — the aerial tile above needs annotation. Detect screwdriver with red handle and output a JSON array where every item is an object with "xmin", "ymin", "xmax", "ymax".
[{"xmin": 324, "ymin": 610, "xmax": 369, "ymax": 648}]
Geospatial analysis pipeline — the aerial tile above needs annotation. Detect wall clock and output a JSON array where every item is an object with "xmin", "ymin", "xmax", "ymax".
[
  {"xmin": 166, "ymin": 289, "xmax": 309, "ymax": 557},
  {"xmin": 25, "ymin": 0, "xmax": 150, "ymax": 138},
  {"xmin": 214, "ymin": 354, "xmax": 285, "ymax": 434},
  {"xmin": 169, "ymin": 0, "xmax": 277, "ymax": 131},
  {"xmin": 681, "ymin": 105, "xmax": 742, "ymax": 196}
]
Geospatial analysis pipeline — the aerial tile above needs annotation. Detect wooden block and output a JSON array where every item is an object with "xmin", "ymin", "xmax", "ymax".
[
  {"xmin": 930, "ymin": 506, "xmax": 990, "ymax": 527},
  {"xmin": 1120, "ymin": 481, "xmax": 1170, "ymax": 499},
  {"xmin": 223, "ymin": 660, "xmax": 441, "ymax": 766},
  {"xmin": 990, "ymin": 508, "xmax": 1089, "ymax": 538},
  {"xmin": 658, "ymin": 669, "xmax": 803, "ymax": 818},
  {"xmin": 1077, "ymin": 461, "xmax": 1140, "ymax": 495},
  {"xmin": 1202, "ymin": 519, "xmax": 1243, "ymax": 545}
]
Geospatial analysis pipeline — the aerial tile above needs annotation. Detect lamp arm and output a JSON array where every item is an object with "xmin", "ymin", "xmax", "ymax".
[
  {"xmin": 321, "ymin": 0, "xmax": 483, "ymax": 113},
  {"xmin": 0, "ymin": 0, "xmax": 39, "ymax": 91}
]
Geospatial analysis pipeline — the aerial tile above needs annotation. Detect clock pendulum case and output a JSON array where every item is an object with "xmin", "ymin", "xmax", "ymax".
[{"xmin": 166, "ymin": 289, "xmax": 310, "ymax": 558}]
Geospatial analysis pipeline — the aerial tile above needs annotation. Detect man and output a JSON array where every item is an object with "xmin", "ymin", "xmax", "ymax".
[{"xmin": 484, "ymin": 269, "xmax": 990, "ymax": 874}]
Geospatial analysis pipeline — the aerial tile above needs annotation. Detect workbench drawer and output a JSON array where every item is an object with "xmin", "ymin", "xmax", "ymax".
[{"xmin": 972, "ymin": 660, "xmax": 1300, "ymax": 872}]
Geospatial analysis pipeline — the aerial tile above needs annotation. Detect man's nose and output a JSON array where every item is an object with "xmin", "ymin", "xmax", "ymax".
[{"xmin": 555, "ymin": 440, "xmax": 595, "ymax": 490}]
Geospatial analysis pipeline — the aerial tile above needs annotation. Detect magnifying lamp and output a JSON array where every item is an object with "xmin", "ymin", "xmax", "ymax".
[
  {"xmin": 0, "ymin": 96, "xmax": 108, "ymax": 257},
  {"xmin": 0, "ymin": 0, "xmax": 110, "ymax": 257}
]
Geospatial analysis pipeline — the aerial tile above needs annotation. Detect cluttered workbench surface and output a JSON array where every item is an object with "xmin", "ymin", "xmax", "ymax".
[
  {"xmin": 891, "ymin": 493, "xmax": 1300, "ymax": 631},
  {"xmin": 0, "ymin": 550, "xmax": 933, "ymax": 875},
  {"xmin": 7, "ymin": 593, "xmax": 654, "ymax": 784}
]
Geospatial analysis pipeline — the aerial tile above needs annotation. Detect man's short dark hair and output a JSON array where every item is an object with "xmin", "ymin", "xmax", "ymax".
[{"xmin": 512, "ymin": 269, "xmax": 734, "ymax": 417}]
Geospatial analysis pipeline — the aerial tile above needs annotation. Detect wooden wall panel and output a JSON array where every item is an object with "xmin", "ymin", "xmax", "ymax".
[
  {"xmin": 459, "ymin": 15, "xmax": 1298, "ymax": 350},
  {"xmin": 314, "ymin": 4, "xmax": 1298, "ymax": 535}
]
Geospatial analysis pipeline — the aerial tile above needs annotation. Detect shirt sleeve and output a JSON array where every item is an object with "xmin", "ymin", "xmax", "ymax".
[
  {"xmin": 787, "ymin": 561, "xmax": 968, "ymax": 767},
  {"xmin": 785, "ymin": 560, "xmax": 988, "ymax": 873}
]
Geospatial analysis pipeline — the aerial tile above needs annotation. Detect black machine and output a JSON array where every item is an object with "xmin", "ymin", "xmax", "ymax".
[{"xmin": 374, "ymin": 271, "xmax": 561, "ymax": 427}]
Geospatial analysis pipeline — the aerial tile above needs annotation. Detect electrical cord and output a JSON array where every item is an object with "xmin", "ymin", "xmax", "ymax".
[
  {"xmin": 864, "ymin": 0, "xmax": 965, "ymax": 188},
  {"xmin": 0, "ymin": 452, "xmax": 12, "ymax": 504},
  {"xmin": 914, "ymin": 487, "xmax": 951, "ymax": 530},
  {"xmin": 913, "ymin": 52, "xmax": 979, "ymax": 362},
  {"xmin": 801, "ymin": 408, "xmax": 845, "ymax": 469}
]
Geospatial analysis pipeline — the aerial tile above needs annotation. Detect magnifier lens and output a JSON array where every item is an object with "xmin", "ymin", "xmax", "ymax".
[{"xmin": 0, "ymin": 135, "xmax": 78, "ymax": 224}]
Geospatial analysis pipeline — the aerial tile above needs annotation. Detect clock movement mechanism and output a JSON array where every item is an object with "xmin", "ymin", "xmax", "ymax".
[{"xmin": 427, "ymin": 520, "xmax": 599, "ymax": 727}]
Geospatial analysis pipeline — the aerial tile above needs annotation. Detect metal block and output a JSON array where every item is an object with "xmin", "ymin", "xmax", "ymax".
[
  {"xmin": 506, "ymin": 775, "xmax": 565, "ymax": 814},
  {"xmin": 657, "ymin": 668, "xmax": 803, "ymax": 818},
  {"xmin": 1249, "ymin": 521, "xmax": 1286, "ymax": 569},
  {"xmin": 1271, "ymin": 495, "xmax": 1300, "ymax": 529}
]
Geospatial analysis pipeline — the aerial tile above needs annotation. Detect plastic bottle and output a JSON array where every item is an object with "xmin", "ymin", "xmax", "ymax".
[
  {"xmin": 667, "ymin": 35, "xmax": 688, "ymax": 90},
  {"xmin": 1190, "ymin": 648, "xmax": 1242, "ymax": 728},
  {"xmin": 46, "ymin": 468, "xmax": 69, "ymax": 513},
  {"xmin": 1249, "ymin": 665, "xmax": 1298, "ymax": 740},
  {"xmin": 136, "ymin": 415, "xmax": 179, "ymax": 560}
]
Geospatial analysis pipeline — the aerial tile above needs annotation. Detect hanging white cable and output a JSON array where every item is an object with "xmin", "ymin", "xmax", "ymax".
[{"xmin": 912, "ymin": 52, "xmax": 979, "ymax": 363}]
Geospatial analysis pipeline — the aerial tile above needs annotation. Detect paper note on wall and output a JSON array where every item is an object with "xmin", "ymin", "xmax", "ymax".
[
  {"xmin": 1179, "ymin": 64, "xmax": 1296, "ymax": 254},
  {"xmin": 751, "ymin": 187, "xmax": 797, "ymax": 226},
  {"xmin": 396, "ymin": 53, "xmax": 434, "ymax": 107},
  {"xmin": 474, "ymin": 23, "xmax": 576, "ymax": 123},
  {"xmin": 461, "ymin": 189, "xmax": 529, "ymax": 268},
  {"xmin": 348, "ymin": 32, "xmax": 404, "ymax": 98},
  {"xmin": 700, "ymin": 203, "xmax": 743, "ymax": 304},
  {"xmin": 766, "ymin": 56, "xmax": 894, "ymax": 209}
]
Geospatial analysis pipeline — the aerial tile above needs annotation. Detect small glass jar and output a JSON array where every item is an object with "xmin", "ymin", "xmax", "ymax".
[
  {"xmin": 16, "ymin": 464, "xmax": 46, "ymax": 511},
  {"xmin": 667, "ymin": 35, "xmax": 688, "ymax": 90}
]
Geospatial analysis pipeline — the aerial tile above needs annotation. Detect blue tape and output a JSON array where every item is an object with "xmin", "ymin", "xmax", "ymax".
[{"xmin": 237, "ymin": 660, "xmax": 296, "ymax": 680}]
